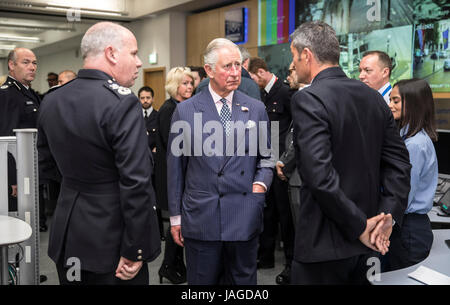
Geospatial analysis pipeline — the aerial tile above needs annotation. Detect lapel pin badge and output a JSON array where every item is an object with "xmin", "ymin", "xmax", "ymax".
[{"xmin": 241, "ymin": 106, "xmax": 249, "ymax": 112}]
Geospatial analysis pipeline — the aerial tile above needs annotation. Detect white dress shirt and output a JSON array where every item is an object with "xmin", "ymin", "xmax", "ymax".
[
  {"xmin": 378, "ymin": 82, "xmax": 392, "ymax": 105},
  {"xmin": 143, "ymin": 106, "xmax": 153, "ymax": 117}
]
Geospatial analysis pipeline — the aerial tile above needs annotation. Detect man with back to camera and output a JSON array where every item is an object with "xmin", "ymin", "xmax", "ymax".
[
  {"xmin": 37, "ymin": 22, "xmax": 161, "ymax": 285},
  {"xmin": 359, "ymin": 50, "xmax": 393, "ymax": 104},
  {"xmin": 167, "ymin": 38, "xmax": 274, "ymax": 285},
  {"xmin": 289, "ymin": 21, "xmax": 411, "ymax": 284},
  {"xmin": 248, "ymin": 56, "xmax": 294, "ymax": 285}
]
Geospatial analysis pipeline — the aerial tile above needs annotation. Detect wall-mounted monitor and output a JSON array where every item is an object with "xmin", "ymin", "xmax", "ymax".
[{"xmin": 225, "ymin": 7, "xmax": 248, "ymax": 45}]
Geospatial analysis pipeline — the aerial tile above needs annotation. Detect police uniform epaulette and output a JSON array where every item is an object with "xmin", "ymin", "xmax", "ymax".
[
  {"xmin": 104, "ymin": 79, "xmax": 132, "ymax": 98},
  {"xmin": 0, "ymin": 84, "xmax": 8, "ymax": 89}
]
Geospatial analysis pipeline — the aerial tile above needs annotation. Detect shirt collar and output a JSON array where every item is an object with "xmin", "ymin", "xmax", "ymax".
[
  {"xmin": 264, "ymin": 73, "xmax": 277, "ymax": 94},
  {"xmin": 143, "ymin": 106, "xmax": 153, "ymax": 116},
  {"xmin": 378, "ymin": 82, "xmax": 391, "ymax": 96},
  {"xmin": 208, "ymin": 82, "xmax": 234, "ymax": 105},
  {"xmin": 8, "ymin": 75, "xmax": 29, "ymax": 90}
]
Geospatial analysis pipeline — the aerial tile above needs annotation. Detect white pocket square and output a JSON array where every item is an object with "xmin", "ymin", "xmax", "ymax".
[{"xmin": 246, "ymin": 120, "xmax": 256, "ymax": 129}]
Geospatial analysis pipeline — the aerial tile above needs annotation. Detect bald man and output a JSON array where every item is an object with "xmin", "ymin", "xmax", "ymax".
[
  {"xmin": 0, "ymin": 47, "xmax": 39, "ymax": 135},
  {"xmin": 0, "ymin": 48, "xmax": 48, "ymax": 231},
  {"xmin": 38, "ymin": 22, "xmax": 161, "ymax": 285},
  {"xmin": 58, "ymin": 70, "xmax": 77, "ymax": 86}
]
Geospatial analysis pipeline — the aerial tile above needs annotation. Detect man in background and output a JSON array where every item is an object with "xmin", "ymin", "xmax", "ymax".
[
  {"xmin": 138, "ymin": 86, "xmax": 158, "ymax": 153},
  {"xmin": 248, "ymin": 56, "xmax": 294, "ymax": 285},
  {"xmin": 188, "ymin": 66, "xmax": 206, "ymax": 90},
  {"xmin": 58, "ymin": 70, "xmax": 77, "ymax": 86},
  {"xmin": 359, "ymin": 50, "xmax": 392, "ymax": 104}
]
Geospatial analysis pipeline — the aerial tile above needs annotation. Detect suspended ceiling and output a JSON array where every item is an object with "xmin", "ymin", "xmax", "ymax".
[{"xmin": 0, "ymin": 0, "xmax": 242, "ymax": 58}]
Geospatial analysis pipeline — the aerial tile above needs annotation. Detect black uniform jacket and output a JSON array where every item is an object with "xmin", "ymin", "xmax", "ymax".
[
  {"xmin": 0, "ymin": 76, "xmax": 40, "ymax": 210},
  {"xmin": 145, "ymin": 108, "xmax": 158, "ymax": 151},
  {"xmin": 0, "ymin": 76, "xmax": 40, "ymax": 136},
  {"xmin": 262, "ymin": 77, "xmax": 292, "ymax": 156},
  {"xmin": 37, "ymin": 69, "xmax": 161, "ymax": 273},
  {"xmin": 291, "ymin": 67, "xmax": 411, "ymax": 263}
]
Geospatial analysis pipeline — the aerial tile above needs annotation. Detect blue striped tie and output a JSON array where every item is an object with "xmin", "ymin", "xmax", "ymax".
[{"xmin": 219, "ymin": 98, "xmax": 231, "ymax": 136}]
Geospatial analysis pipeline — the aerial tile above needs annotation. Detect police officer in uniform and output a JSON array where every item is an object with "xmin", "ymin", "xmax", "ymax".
[
  {"xmin": 248, "ymin": 57, "xmax": 295, "ymax": 285},
  {"xmin": 37, "ymin": 22, "xmax": 161, "ymax": 285},
  {"xmin": 0, "ymin": 48, "xmax": 48, "ymax": 231}
]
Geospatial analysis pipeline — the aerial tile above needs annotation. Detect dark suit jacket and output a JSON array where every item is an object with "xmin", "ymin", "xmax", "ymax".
[
  {"xmin": 154, "ymin": 97, "xmax": 179, "ymax": 211},
  {"xmin": 167, "ymin": 89, "xmax": 274, "ymax": 241},
  {"xmin": 262, "ymin": 77, "xmax": 292, "ymax": 156},
  {"xmin": 144, "ymin": 108, "xmax": 158, "ymax": 151},
  {"xmin": 38, "ymin": 69, "xmax": 161, "ymax": 273},
  {"xmin": 291, "ymin": 67, "xmax": 411, "ymax": 263},
  {"xmin": 279, "ymin": 122, "xmax": 301, "ymax": 187}
]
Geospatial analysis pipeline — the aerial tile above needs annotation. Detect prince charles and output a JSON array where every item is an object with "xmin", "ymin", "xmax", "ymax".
[{"xmin": 167, "ymin": 38, "xmax": 274, "ymax": 285}]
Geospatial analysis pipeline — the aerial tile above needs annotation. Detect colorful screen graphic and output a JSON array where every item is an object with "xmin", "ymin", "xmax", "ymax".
[{"xmin": 258, "ymin": 0, "xmax": 296, "ymax": 46}]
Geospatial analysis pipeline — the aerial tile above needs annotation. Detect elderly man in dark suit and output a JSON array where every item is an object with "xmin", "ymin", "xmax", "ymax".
[
  {"xmin": 37, "ymin": 22, "xmax": 161, "ymax": 285},
  {"xmin": 167, "ymin": 38, "xmax": 274, "ymax": 285},
  {"xmin": 289, "ymin": 21, "xmax": 411, "ymax": 284}
]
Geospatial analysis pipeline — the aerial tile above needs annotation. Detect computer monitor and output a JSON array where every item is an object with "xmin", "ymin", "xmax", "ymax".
[{"xmin": 434, "ymin": 131, "xmax": 450, "ymax": 176}]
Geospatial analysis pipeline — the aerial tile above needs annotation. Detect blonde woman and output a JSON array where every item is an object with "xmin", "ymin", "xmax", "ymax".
[{"xmin": 155, "ymin": 67, "xmax": 194, "ymax": 284}]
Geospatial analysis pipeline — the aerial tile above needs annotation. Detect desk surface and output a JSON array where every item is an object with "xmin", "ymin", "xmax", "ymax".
[
  {"xmin": 374, "ymin": 229, "xmax": 450, "ymax": 285},
  {"xmin": 0, "ymin": 215, "xmax": 32, "ymax": 246},
  {"xmin": 428, "ymin": 206, "xmax": 450, "ymax": 224}
]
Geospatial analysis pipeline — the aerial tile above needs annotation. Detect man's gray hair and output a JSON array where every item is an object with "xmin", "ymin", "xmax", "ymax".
[
  {"xmin": 238, "ymin": 45, "xmax": 251, "ymax": 63},
  {"xmin": 290, "ymin": 21, "xmax": 340, "ymax": 65},
  {"xmin": 80, "ymin": 22, "xmax": 130, "ymax": 60},
  {"xmin": 204, "ymin": 38, "xmax": 242, "ymax": 70}
]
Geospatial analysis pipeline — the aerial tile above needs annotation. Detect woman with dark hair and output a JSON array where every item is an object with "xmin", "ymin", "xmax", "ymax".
[{"xmin": 386, "ymin": 78, "xmax": 438, "ymax": 271}]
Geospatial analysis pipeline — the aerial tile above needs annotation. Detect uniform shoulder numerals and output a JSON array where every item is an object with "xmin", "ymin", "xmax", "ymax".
[{"xmin": 104, "ymin": 79, "xmax": 132, "ymax": 98}]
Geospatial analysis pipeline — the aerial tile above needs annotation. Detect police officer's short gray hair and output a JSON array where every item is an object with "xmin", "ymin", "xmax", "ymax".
[
  {"xmin": 238, "ymin": 46, "xmax": 251, "ymax": 63},
  {"xmin": 290, "ymin": 21, "xmax": 340, "ymax": 65},
  {"xmin": 203, "ymin": 38, "xmax": 242, "ymax": 71},
  {"xmin": 80, "ymin": 22, "xmax": 130, "ymax": 60}
]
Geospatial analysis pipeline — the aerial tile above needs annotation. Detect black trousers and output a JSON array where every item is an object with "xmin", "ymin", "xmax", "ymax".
[
  {"xmin": 56, "ymin": 257, "xmax": 149, "ymax": 285},
  {"xmin": 382, "ymin": 213, "xmax": 433, "ymax": 272},
  {"xmin": 258, "ymin": 175, "xmax": 294, "ymax": 266},
  {"xmin": 162, "ymin": 226, "xmax": 184, "ymax": 265},
  {"xmin": 291, "ymin": 253, "xmax": 376, "ymax": 285}
]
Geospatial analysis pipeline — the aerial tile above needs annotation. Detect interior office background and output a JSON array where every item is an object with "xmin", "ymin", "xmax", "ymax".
[{"xmin": 1, "ymin": 0, "xmax": 448, "ymax": 172}]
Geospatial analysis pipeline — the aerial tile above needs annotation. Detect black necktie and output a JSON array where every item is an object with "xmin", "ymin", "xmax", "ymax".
[{"xmin": 144, "ymin": 110, "xmax": 148, "ymax": 119}]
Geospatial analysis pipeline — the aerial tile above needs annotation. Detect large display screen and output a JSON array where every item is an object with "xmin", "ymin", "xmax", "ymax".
[{"xmin": 258, "ymin": 0, "xmax": 449, "ymax": 93}]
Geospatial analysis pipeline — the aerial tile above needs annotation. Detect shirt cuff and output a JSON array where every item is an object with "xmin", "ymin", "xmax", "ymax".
[
  {"xmin": 253, "ymin": 181, "xmax": 267, "ymax": 191},
  {"xmin": 276, "ymin": 161, "xmax": 284, "ymax": 166},
  {"xmin": 170, "ymin": 215, "xmax": 181, "ymax": 226}
]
